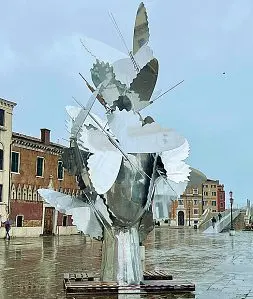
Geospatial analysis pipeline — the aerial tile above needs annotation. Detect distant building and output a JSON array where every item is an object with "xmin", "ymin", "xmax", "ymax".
[
  {"xmin": 170, "ymin": 168, "xmax": 226, "ymax": 226},
  {"xmin": 0, "ymin": 98, "xmax": 16, "ymax": 222},
  {"xmin": 9, "ymin": 128, "xmax": 80, "ymax": 237},
  {"xmin": 203, "ymin": 179, "xmax": 225, "ymax": 213}
]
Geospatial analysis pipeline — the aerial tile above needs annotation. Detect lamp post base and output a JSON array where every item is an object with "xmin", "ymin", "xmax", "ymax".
[{"xmin": 229, "ymin": 229, "xmax": 235, "ymax": 236}]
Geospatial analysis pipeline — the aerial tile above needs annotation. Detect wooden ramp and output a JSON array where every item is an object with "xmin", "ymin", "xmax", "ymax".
[{"xmin": 64, "ymin": 271, "xmax": 195, "ymax": 295}]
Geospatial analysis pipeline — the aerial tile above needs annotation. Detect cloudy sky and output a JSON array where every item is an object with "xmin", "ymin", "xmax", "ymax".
[{"xmin": 1, "ymin": 0, "xmax": 253, "ymax": 205}]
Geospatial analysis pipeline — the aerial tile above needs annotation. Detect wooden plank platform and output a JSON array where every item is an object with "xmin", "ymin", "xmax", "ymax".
[
  {"xmin": 63, "ymin": 271, "xmax": 195, "ymax": 295},
  {"xmin": 64, "ymin": 270, "xmax": 172, "ymax": 282},
  {"xmin": 64, "ymin": 280, "xmax": 195, "ymax": 295}
]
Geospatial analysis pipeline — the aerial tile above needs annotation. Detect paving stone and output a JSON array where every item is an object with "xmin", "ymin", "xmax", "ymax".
[{"xmin": 0, "ymin": 230, "xmax": 253, "ymax": 298}]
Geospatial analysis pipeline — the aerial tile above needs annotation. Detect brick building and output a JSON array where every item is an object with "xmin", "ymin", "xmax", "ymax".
[
  {"xmin": 203, "ymin": 179, "xmax": 225, "ymax": 213},
  {"xmin": 9, "ymin": 128, "xmax": 80, "ymax": 237},
  {"xmin": 170, "ymin": 168, "xmax": 226, "ymax": 226}
]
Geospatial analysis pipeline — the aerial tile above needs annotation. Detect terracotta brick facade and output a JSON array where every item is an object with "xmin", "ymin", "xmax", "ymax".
[
  {"xmin": 10, "ymin": 129, "xmax": 80, "ymax": 234},
  {"xmin": 10, "ymin": 200, "xmax": 43, "ymax": 225}
]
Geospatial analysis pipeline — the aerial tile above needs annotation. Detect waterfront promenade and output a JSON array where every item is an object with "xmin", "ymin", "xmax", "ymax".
[{"xmin": 0, "ymin": 228, "xmax": 253, "ymax": 298}]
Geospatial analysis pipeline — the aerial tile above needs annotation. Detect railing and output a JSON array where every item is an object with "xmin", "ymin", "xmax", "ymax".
[
  {"xmin": 203, "ymin": 209, "xmax": 240, "ymax": 234},
  {"xmin": 244, "ymin": 206, "xmax": 253, "ymax": 225},
  {"xmin": 199, "ymin": 210, "xmax": 228, "ymax": 231},
  {"xmin": 198, "ymin": 209, "xmax": 212, "ymax": 230}
]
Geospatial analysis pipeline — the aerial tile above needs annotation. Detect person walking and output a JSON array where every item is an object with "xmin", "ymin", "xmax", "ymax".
[
  {"xmin": 218, "ymin": 212, "xmax": 222, "ymax": 221},
  {"xmin": 211, "ymin": 216, "xmax": 217, "ymax": 229},
  {"xmin": 4, "ymin": 219, "xmax": 11, "ymax": 240}
]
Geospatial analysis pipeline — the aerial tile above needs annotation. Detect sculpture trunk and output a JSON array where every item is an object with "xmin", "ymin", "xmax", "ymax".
[{"xmin": 101, "ymin": 226, "xmax": 143, "ymax": 285}]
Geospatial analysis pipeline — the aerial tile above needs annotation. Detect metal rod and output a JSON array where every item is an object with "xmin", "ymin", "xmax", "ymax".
[
  {"xmin": 230, "ymin": 201, "xmax": 233, "ymax": 230},
  {"xmin": 108, "ymin": 11, "xmax": 140, "ymax": 72},
  {"xmin": 78, "ymin": 73, "xmax": 109, "ymax": 110},
  {"xmin": 150, "ymin": 80, "xmax": 184, "ymax": 104},
  {"xmin": 188, "ymin": 207, "xmax": 191, "ymax": 226},
  {"xmin": 71, "ymin": 97, "xmax": 151, "ymax": 182}
]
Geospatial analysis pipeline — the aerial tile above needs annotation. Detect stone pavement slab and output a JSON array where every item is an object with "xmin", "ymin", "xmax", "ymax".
[{"xmin": 0, "ymin": 230, "xmax": 253, "ymax": 298}]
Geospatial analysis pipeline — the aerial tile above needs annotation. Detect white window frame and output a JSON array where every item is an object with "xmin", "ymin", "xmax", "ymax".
[
  {"xmin": 16, "ymin": 215, "xmax": 24, "ymax": 227},
  {"xmin": 178, "ymin": 199, "xmax": 183, "ymax": 206},
  {"xmin": 11, "ymin": 151, "xmax": 20, "ymax": 174},
  {"xmin": 36, "ymin": 156, "xmax": 45, "ymax": 177},
  {"xmin": 57, "ymin": 160, "xmax": 64, "ymax": 180},
  {"xmin": 0, "ymin": 109, "xmax": 5, "ymax": 127},
  {"xmin": 192, "ymin": 188, "xmax": 198, "ymax": 195}
]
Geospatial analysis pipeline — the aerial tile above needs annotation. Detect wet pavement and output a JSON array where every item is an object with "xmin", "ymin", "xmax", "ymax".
[{"xmin": 0, "ymin": 228, "xmax": 253, "ymax": 299}]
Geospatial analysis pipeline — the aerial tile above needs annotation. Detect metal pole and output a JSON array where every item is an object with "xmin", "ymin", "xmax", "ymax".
[
  {"xmin": 188, "ymin": 207, "xmax": 191, "ymax": 226},
  {"xmin": 230, "ymin": 201, "xmax": 233, "ymax": 230},
  {"xmin": 201, "ymin": 183, "xmax": 204, "ymax": 215}
]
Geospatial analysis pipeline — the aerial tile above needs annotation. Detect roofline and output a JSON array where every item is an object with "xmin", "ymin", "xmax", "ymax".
[
  {"xmin": 0, "ymin": 97, "xmax": 17, "ymax": 107},
  {"xmin": 12, "ymin": 131, "xmax": 66, "ymax": 149}
]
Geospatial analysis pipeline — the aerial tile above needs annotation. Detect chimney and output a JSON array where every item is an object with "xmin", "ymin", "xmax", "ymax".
[{"xmin": 40, "ymin": 128, "xmax": 50, "ymax": 145}]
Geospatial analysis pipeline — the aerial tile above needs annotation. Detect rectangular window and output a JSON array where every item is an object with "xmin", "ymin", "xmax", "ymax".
[
  {"xmin": 36, "ymin": 157, "xmax": 44, "ymax": 177},
  {"xmin": 62, "ymin": 215, "xmax": 68, "ymax": 227},
  {"xmin": 219, "ymin": 193, "xmax": 223, "ymax": 199},
  {"xmin": 57, "ymin": 161, "xmax": 64, "ymax": 180},
  {"xmin": 16, "ymin": 215, "xmax": 23, "ymax": 227},
  {"xmin": 192, "ymin": 188, "xmax": 198, "ymax": 195},
  {"xmin": 0, "ymin": 184, "xmax": 2, "ymax": 202},
  {"xmin": 193, "ymin": 209, "xmax": 198, "ymax": 215},
  {"xmin": 212, "ymin": 191, "xmax": 217, "ymax": 196},
  {"xmin": 0, "ymin": 109, "xmax": 4, "ymax": 126},
  {"xmin": 0, "ymin": 149, "xmax": 3, "ymax": 170},
  {"xmin": 178, "ymin": 199, "xmax": 183, "ymax": 205},
  {"xmin": 220, "ymin": 202, "xmax": 224, "ymax": 207},
  {"xmin": 204, "ymin": 191, "xmax": 208, "ymax": 196},
  {"xmin": 212, "ymin": 200, "xmax": 216, "ymax": 206},
  {"xmin": 11, "ymin": 152, "xmax": 20, "ymax": 173},
  {"xmin": 194, "ymin": 200, "xmax": 198, "ymax": 205}
]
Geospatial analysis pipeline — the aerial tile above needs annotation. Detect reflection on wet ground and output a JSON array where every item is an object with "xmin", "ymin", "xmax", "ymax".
[{"xmin": 0, "ymin": 228, "xmax": 253, "ymax": 298}]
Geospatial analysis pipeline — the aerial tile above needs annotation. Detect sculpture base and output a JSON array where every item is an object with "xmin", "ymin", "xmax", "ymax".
[
  {"xmin": 229, "ymin": 229, "xmax": 235, "ymax": 236},
  {"xmin": 63, "ymin": 271, "xmax": 195, "ymax": 295}
]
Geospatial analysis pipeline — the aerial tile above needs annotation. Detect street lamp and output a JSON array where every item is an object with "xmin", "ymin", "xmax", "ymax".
[
  {"xmin": 188, "ymin": 207, "xmax": 191, "ymax": 226},
  {"xmin": 229, "ymin": 191, "xmax": 235, "ymax": 236}
]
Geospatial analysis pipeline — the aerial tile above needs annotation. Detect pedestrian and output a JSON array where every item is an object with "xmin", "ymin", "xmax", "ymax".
[
  {"xmin": 218, "ymin": 213, "xmax": 222, "ymax": 221},
  {"xmin": 4, "ymin": 219, "xmax": 11, "ymax": 240},
  {"xmin": 211, "ymin": 216, "xmax": 216, "ymax": 229}
]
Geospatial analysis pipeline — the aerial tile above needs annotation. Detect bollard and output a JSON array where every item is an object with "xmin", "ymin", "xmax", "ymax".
[{"xmin": 229, "ymin": 229, "xmax": 235, "ymax": 236}]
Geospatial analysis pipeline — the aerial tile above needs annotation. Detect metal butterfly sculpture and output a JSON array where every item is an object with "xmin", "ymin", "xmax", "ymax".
[{"xmin": 38, "ymin": 2, "xmax": 191, "ymax": 286}]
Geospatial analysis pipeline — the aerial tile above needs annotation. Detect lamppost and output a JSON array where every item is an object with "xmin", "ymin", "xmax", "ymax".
[
  {"xmin": 229, "ymin": 191, "xmax": 235, "ymax": 236},
  {"xmin": 201, "ymin": 183, "xmax": 204, "ymax": 215},
  {"xmin": 188, "ymin": 206, "xmax": 191, "ymax": 226}
]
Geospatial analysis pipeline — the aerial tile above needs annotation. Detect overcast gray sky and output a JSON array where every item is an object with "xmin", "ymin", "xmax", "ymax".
[{"xmin": 1, "ymin": 0, "xmax": 253, "ymax": 205}]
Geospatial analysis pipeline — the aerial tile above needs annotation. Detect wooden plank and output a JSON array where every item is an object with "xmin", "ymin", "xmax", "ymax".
[
  {"xmin": 75, "ymin": 273, "xmax": 82, "ymax": 281},
  {"xmin": 64, "ymin": 279, "xmax": 195, "ymax": 294},
  {"xmin": 63, "ymin": 273, "xmax": 69, "ymax": 281}
]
